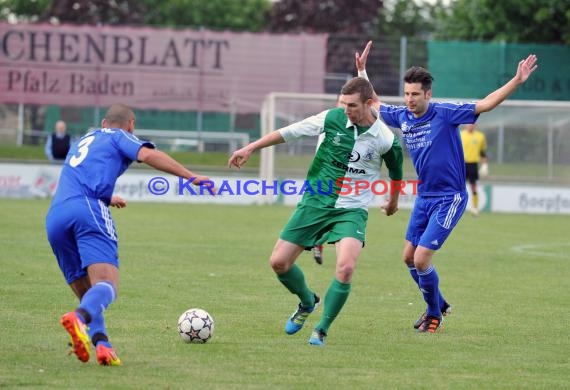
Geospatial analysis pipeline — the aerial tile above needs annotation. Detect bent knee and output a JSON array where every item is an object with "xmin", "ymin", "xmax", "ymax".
[
  {"xmin": 403, "ymin": 253, "xmax": 414, "ymax": 266},
  {"xmin": 402, "ymin": 246, "xmax": 416, "ymax": 266},
  {"xmin": 269, "ymin": 256, "xmax": 290, "ymax": 274},
  {"xmin": 336, "ymin": 263, "xmax": 355, "ymax": 282}
]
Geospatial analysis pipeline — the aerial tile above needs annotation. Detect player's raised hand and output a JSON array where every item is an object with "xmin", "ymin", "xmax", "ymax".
[
  {"xmin": 355, "ymin": 41, "xmax": 372, "ymax": 72},
  {"xmin": 516, "ymin": 54, "xmax": 538, "ymax": 84}
]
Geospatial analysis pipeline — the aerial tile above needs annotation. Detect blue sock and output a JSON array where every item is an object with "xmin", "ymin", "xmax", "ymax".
[
  {"xmin": 78, "ymin": 281, "xmax": 115, "ymax": 322},
  {"xmin": 409, "ymin": 266, "xmax": 447, "ymax": 312},
  {"xmin": 88, "ymin": 313, "xmax": 110, "ymax": 347},
  {"xmin": 417, "ymin": 266, "xmax": 441, "ymax": 318},
  {"xmin": 408, "ymin": 265, "xmax": 420, "ymax": 284}
]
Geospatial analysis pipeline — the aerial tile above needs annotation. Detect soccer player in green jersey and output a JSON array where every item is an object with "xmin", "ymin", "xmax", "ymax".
[{"xmin": 229, "ymin": 77, "xmax": 404, "ymax": 346}]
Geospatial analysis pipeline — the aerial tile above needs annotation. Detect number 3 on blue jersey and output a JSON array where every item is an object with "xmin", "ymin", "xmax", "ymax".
[{"xmin": 70, "ymin": 135, "xmax": 95, "ymax": 167}]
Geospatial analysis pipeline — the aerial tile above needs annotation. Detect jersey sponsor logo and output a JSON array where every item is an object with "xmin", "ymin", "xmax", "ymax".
[
  {"xmin": 332, "ymin": 133, "xmax": 344, "ymax": 145},
  {"xmin": 331, "ymin": 159, "xmax": 366, "ymax": 174},
  {"xmin": 401, "ymin": 121, "xmax": 430, "ymax": 133},
  {"xmin": 413, "ymin": 121, "xmax": 431, "ymax": 131},
  {"xmin": 348, "ymin": 151, "xmax": 360, "ymax": 163}
]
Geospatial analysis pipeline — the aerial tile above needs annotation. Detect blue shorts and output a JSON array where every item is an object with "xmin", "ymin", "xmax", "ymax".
[
  {"xmin": 46, "ymin": 196, "xmax": 119, "ymax": 284},
  {"xmin": 405, "ymin": 192, "xmax": 468, "ymax": 250}
]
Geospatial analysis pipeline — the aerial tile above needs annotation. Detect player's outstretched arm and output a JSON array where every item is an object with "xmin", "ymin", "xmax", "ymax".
[
  {"xmin": 355, "ymin": 41, "xmax": 380, "ymax": 105},
  {"xmin": 476, "ymin": 54, "xmax": 538, "ymax": 114},
  {"xmin": 228, "ymin": 130, "xmax": 285, "ymax": 169},
  {"xmin": 137, "ymin": 146, "xmax": 211, "ymax": 185}
]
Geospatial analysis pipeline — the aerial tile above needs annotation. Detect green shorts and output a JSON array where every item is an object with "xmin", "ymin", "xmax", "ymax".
[{"xmin": 279, "ymin": 204, "xmax": 368, "ymax": 248}]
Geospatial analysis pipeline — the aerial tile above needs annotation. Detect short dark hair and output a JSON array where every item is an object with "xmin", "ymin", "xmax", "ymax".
[
  {"xmin": 404, "ymin": 67, "xmax": 434, "ymax": 92},
  {"xmin": 105, "ymin": 103, "xmax": 135, "ymax": 128},
  {"xmin": 340, "ymin": 77, "xmax": 374, "ymax": 103}
]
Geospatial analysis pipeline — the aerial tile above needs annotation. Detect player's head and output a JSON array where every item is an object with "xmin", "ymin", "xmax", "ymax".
[
  {"xmin": 102, "ymin": 104, "xmax": 136, "ymax": 133},
  {"xmin": 54, "ymin": 120, "xmax": 66, "ymax": 135},
  {"xmin": 339, "ymin": 77, "xmax": 374, "ymax": 125},
  {"xmin": 403, "ymin": 66, "xmax": 434, "ymax": 117}
]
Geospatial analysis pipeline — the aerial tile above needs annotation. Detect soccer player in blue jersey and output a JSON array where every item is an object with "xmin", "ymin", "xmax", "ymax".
[
  {"xmin": 356, "ymin": 41, "xmax": 538, "ymax": 333},
  {"xmin": 46, "ymin": 103, "xmax": 212, "ymax": 365}
]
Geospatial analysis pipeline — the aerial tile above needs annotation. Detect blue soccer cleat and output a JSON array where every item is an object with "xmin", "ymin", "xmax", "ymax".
[
  {"xmin": 285, "ymin": 294, "xmax": 320, "ymax": 335},
  {"xmin": 308, "ymin": 329, "xmax": 327, "ymax": 346}
]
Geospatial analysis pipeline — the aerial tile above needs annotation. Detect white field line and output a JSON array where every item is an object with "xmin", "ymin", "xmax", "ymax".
[{"xmin": 510, "ymin": 243, "xmax": 570, "ymax": 258}]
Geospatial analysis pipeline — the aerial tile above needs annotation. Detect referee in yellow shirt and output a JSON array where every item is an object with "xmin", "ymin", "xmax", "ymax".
[{"xmin": 460, "ymin": 124, "xmax": 488, "ymax": 216}]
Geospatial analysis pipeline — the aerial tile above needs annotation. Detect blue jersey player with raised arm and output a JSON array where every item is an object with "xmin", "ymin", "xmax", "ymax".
[
  {"xmin": 356, "ymin": 41, "xmax": 538, "ymax": 333},
  {"xmin": 46, "ymin": 103, "xmax": 211, "ymax": 365}
]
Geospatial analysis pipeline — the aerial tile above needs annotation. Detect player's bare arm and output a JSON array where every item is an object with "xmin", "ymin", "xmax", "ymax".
[
  {"xmin": 137, "ymin": 146, "xmax": 212, "ymax": 186},
  {"xmin": 228, "ymin": 130, "xmax": 285, "ymax": 169},
  {"xmin": 110, "ymin": 195, "xmax": 127, "ymax": 208},
  {"xmin": 476, "ymin": 54, "xmax": 538, "ymax": 114}
]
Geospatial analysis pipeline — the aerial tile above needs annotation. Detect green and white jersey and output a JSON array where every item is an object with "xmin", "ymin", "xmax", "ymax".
[{"xmin": 279, "ymin": 107, "xmax": 403, "ymax": 210}]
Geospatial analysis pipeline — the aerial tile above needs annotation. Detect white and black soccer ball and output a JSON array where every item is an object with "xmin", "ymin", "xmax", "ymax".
[{"xmin": 177, "ymin": 308, "xmax": 214, "ymax": 343}]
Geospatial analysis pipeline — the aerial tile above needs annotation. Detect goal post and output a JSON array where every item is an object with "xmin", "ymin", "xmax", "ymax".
[{"xmin": 259, "ymin": 92, "xmax": 339, "ymax": 203}]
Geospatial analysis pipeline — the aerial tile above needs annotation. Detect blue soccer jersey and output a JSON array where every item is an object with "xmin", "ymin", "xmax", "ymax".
[
  {"xmin": 380, "ymin": 102, "xmax": 478, "ymax": 196},
  {"xmin": 52, "ymin": 128, "xmax": 153, "ymax": 206}
]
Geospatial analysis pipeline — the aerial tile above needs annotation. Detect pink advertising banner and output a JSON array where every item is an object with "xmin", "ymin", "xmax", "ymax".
[{"xmin": 0, "ymin": 23, "xmax": 327, "ymax": 113}]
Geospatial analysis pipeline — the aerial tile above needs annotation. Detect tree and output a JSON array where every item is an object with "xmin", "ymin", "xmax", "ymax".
[
  {"xmin": 0, "ymin": 0, "xmax": 145, "ymax": 24},
  {"xmin": 0, "ymin": 0, "xmax": 272, "ymax": 31},
  {"xmin": 434, "ymin": 0, "xmax": 570, "ymax": 44},
  {"xmin": 141, "ymin": 0, "xmax": 271, "ymax": 32},
  {"xmin": 267, "ymin": 0, "xmax": 382, "ymax": 34},
  {"xmin": 48, "ymin": 0, "xmax": 145, "ymax": 25},
  {"xmin": 377, "ymin": 0, "xmax": 445, "ymax": 40},
  {"xmin": 0, "ymin": 0, "xmax": 51, "ymax": 22},
  {"xmin": 376, "ymin": 0, "xmax": 448, "ymax": 69}
]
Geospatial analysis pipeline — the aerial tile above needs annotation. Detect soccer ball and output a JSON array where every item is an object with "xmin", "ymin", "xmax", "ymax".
[{"xmin": 177, "ymin": 308, "xmax": 214, "ymax": 343}]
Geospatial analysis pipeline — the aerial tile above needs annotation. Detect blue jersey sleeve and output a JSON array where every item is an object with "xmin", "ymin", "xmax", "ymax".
[
  {"xmin": 379, "ymin": 104, "xmax": 404, "ymax": 128},
  {"xmin": 113, "ymin": 130, "xmax": 155, "ymax": 162},
  {"xmin": 433, "ymin": 102, "xmax": 478, "ymax": 126}
]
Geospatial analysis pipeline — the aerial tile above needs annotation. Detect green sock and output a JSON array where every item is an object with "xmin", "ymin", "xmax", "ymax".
[
  {"xmin": 315, "ymin": 278, "xmax": 351, "ymax": 334},
  {"xmin": 277, "ymin": 264, "xmax": 315, "ymax": 307}
]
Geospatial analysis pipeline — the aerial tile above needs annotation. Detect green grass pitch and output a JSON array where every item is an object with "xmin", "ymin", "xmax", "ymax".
[{"xmin": 1, "ymin": 198, "xmax": 569, "ymax": 389}]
